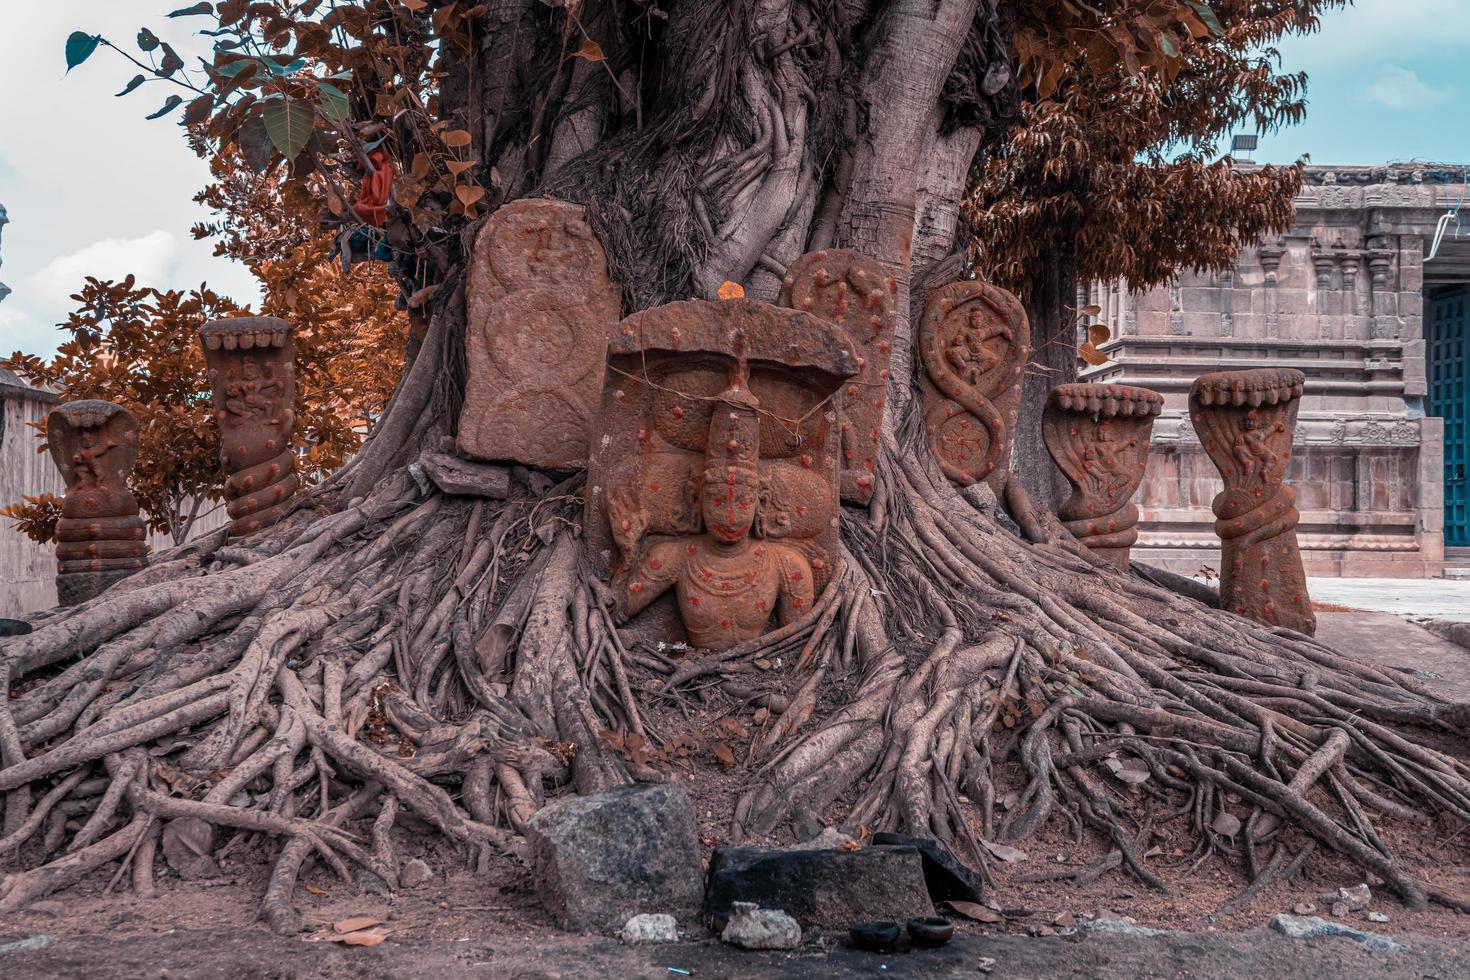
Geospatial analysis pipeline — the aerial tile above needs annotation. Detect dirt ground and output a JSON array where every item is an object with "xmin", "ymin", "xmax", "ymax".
[{"xmin": 4, "ymin": 613, "xmax": 1470, "ymax": 977}]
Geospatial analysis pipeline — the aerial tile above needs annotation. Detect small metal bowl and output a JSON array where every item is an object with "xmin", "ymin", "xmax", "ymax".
[
  {"xmin": 906, "ymin": 915, "xmax": 955, "ymax": 947},
  {"xmin": 849, "ymin": 920, "xmax": 902, "ymax": 951}
]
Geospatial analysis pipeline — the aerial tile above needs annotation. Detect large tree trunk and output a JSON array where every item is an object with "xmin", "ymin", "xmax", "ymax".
[
  {"xmin": 1014, "ymin": 246, "xmax": 1079, "ymax": 513},
  {"xmin": 3, "ymin": 0, "xmax": 1469, "ymax": 928}
]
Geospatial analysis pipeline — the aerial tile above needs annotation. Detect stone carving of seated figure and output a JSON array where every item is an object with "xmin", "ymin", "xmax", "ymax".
[{"xmin": 608, "ymin": 378, "xmax": 814, "ymax": 649}]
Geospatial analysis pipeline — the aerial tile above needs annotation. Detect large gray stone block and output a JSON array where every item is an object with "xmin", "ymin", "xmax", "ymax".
[
  {"xmin": 528, "ymin": 784, "xmax": 703, "ymax": 934},
  {"xmin": 704, "ymin": 844, "xmax": 933, "ymax": 930}
]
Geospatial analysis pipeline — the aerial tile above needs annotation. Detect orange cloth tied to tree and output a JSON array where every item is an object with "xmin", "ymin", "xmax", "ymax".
[{"xmin": 353, "ymin": 149, "xmax": 394, "ymax": 227}]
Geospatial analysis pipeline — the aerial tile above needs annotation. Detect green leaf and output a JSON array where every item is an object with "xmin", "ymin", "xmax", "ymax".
[
  {"xmin": 65, "ymin": 32, "xmax": 102, "ymax": 72},
  {"xmin": 146, "ymin": 94, "xmax": 184, "ymax": 119},
  {"xmin": 116, "ymin": 74, "xmax": 146, "ymax": 97},
  {"xmin": 261, "ymin": 55, "xmax": 306, "ymax": 76},
  {"xmin": 316, "ymin": 82, "xmax": 350, "ymax": 122},
  {"xmin": 213, "ymin": 57, "xmax": 257, "ymax": 78},
  {"xmin": 262, "ymin": 99, "xmax": 315, "ymax": 160},
  {"xmin": 167, "ymin": 2, "xmax": 214, "ymax": 16},
  {"xmin": 1184, "ymin": 0, "xmax": 1223, "ymax": 36},
  {"xmin": 137, "ymin": 28, "xmax": 160, "ymax": 51}
]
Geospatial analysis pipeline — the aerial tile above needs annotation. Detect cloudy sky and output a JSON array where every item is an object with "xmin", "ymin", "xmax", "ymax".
[{"xmin": 3, "ymin": 1, "xmax": 1470, "ymax": 358}]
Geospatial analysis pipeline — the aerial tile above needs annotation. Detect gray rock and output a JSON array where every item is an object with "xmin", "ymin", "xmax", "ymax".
[
  {"xmin": 620, "ymin": 913, "xmax": 679, "ymax": 944},
  {"xmin": 401, "ymin": 858, "xmax": 434, "ymax": 889},
  {"xmin": 871, "ymin": 832, "xmax": 985, "ymax": 905},
  {"xmin": 1367, "ymin": 911, "xmax": 1390, "ymax": 923},
  {"xmin": 793, "ymin": 827, "xmax": 855, "ymax": 850},
  {"xmin": 0, "ymin": 936, "xmax": 57, "ymax": 954},
  {"xmin": 528, "ymin": 784, "xmax": 703, "ymax": 934},
  {"xmin": 1268, "ymin": 914, "xmax": 1407, "ymax": 952},
  {"xmin": 705, "ymin": 844, "xmax": 933, "ymax": 930},
  {"xmin": 411, "ymin": 453, "xmax": 511, "ymax": 498},
  {"xmin": 721, "ymin": 903, "xmax": 801, "ymax": 950},
  {"xmin": 1062, "ymin": 916, "xmax": 1168, "ymax": 939}
]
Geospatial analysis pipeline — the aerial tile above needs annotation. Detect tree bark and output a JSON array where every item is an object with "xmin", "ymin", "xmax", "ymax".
[{"xmin": 1014, "ymin": 245, "xmax": 1079, "ymax": 513}]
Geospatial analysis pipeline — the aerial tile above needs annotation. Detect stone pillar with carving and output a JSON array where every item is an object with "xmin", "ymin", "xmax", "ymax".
[
  {"xmin": 1042, "ymin": 384, "xmax": 1164, "ymax": 569},
  {"xmin": 200, "ymin": 316, "xmax": 299, "ymax": 536},
  {"xmin": 48, "ymin": 400, "xmax": 148, "ymax": 605},
  {"xmin": 457, "ymin": 198, "xmax": 622, "ymax": 469},
  {"xmin": 585, "ymin": 296, "xmax": 859, "ymax": 652},
  {"xmin": 778, "ymin": 249, "xmax": 895, "ymax": 505},
  {"xmin": 918, "ymin": 280, "xmax": 1029, "ymax": 495},
  {"xmin": 1190, "ymin": 368, "xmax": 1315, "ymax": 635}
]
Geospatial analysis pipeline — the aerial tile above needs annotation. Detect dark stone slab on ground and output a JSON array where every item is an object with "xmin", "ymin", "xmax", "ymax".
[
  {"xmin": 0, "ymin": 618, "xmax": 33, "ymax": 636},
  {"xmin": 527, "ymin": 783, "xmax": 703, "ymax": 934},
  {"xmin": 870, "ymin": 833, "xmax": 985, "ymax": 904},
  {"xmin": 705, "ymin": 844, "xmax": 934, "ymax": 929}
]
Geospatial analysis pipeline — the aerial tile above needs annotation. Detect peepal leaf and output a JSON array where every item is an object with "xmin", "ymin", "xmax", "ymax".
[
  {"xmin": 65, "ymin": 32, "xmax": 102, "ymax": 72},
  {"xmin": 146, "ymin": 95, "xmax": 184, "ymax": 119},
  {"xmin": 137, "ymin": 28, "xmax": 161, "ymax": 51},
  {"xmin": 168, "ymin": 2, "xmax": 215, "ymax": 16},
  {"xmin": 116, "ymin": 74, "xmax": 147, "ymax": 97},
  {"xmin": 263, "ymin": 99, "xmax": 315, "ymax": 161}
]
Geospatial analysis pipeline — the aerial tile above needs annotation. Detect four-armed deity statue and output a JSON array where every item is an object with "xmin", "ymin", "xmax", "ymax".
[
  {"xmin": 48, "ymin": 400, "xmax": 149, "ymax": 605},
  {"xmin": 585, "ymin": 295, "xmax": 858, "ymax": 651},
  {"xmin": 1043, "ymin": 383, "xmax": 1165, "ymax": 569},
  {"xmin": 1190, "ymin": 368, "xmax": 1315, "ymax": 636}
]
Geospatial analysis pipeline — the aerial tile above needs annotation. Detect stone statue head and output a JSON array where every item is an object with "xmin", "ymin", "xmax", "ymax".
[{"xmin": 701, "ymin": 380, "xmax": 763, "ymax": 544}]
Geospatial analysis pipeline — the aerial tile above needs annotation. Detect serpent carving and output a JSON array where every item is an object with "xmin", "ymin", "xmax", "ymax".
[
  {"xmin": 918, "ymin": 280, "xmax": 1029, "ymax": 494},
  {"xmin": 1190, "ymin": 368, "xmax": 1315, "ymax": 636}
]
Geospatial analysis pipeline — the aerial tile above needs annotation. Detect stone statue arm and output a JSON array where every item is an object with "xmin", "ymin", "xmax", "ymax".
[
  {"xmin": 614, "ymin": 539, "xmax": 683, "ymax": 620},
  {"xmin": 774, "ymin": 547, "xmax": 817, "ymax": 626}
]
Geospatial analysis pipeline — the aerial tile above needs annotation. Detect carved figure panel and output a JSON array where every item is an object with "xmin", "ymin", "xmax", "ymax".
[
  {"xmin": 1190, "ymin": 368, "xmax": 1315, "ymax": 635},
  {"xmin": 1042, "ymin": 384, "xmax": 1164, "ymax": 569},
  {"xmin": 48, "ymin": 400, "xmax": 148, "ymax": 604},
  {"xmin": 777, "ymin": 249, "xmax": 896, "ymax": 504},
  {"xmin": 200, "ymin": 316, "xmax": 299, "ymax": 536},
  {"xmin": 585, "ymin": 297, "xmax": 859, "ymax": 651},
  {"xmin": 458, "ymin": 198, "xmax": 622, "ymax": 469},
  {"xmin": 919, "ymin": 281, "xmax": 1029, "ymax": 494}
]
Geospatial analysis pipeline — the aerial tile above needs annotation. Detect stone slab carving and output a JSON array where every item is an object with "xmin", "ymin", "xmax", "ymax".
[
  {"xmin": 48, "ymin": 400, "xmax": 148, "ymax": 605},
  {"xmin": 458, "ymin": 198, "xmax": 622, "ymax": 470},
  {"xmin": 1043, "ymin": 383, "xmax": 1164, "ymax": 569},
  {"xmin": 585, "ymin": 297, "xmax": 859, "ymax": 651},
  {"xmin": 200, "ymin": 316, "xmax": 299, "ymax": 536},
  {"xmin": 777, "ymin": 249, "xmax": 896, "ymax": 505},
  {"xmin": 919, "ymin": 281, "xmax": 1029, "ymax": 494},
  {"xmin": 1190, "ymin": 368, "xmax": 1315, "ymax": 635}
]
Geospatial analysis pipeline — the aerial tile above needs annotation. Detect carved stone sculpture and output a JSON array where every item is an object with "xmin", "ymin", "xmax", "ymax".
[
  {"xmin": 1042, "ymin": 383, "xmax": 1164, "ymax": 569},
  {"xmin": 777, "ymin": 249, "xmax": 896, "ymax": 505},
  {"xmin": 49, "ymin": 400, "xmax": 148, "ymax": 605},
  {"xmin": 919, "ymin": 281, "xmax": 1030, "ymax": 494},
  {"xmin": 585, "ymin": 297, "xmax": 860, "ymax": 651},
  {"xmin": 200, "ymin": 316, "xmax": 299, "ymax": 536},
  {"xmin": 1190, "ymin": 368, "xmax": 1315, "ymax": 635},
  {"xmin": 458, "ymin": 198, "xmax": 622, "ymax": 469}
]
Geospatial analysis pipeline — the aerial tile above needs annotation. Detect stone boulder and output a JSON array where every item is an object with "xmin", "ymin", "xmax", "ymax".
[
  {"xmin": 704, "ymin": 844, "xmax": 933, "ymax": 930},
  {"xmin": 870, "ymin": 832, "xmax": 985, "ymax": 904},
  {"xmin": 527, "ymin": 784, "xmax": 703, "ymax": 934}
]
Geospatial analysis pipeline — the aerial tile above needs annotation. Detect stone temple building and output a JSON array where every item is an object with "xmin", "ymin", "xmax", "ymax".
[{"xmin": 1085, "ymin": 163, "xmax": 1469, "ymax": 578}]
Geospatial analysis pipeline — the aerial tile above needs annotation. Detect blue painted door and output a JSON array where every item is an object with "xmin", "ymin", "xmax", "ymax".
[{"xmin": 1430, "ymin": 287, "xmax": 1469, "ymax": 546}]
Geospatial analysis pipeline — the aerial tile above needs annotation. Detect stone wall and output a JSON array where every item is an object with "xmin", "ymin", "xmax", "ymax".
[{"xmin": 1086, "ymin": 164, "xmax": 1467, "ymax": 578}]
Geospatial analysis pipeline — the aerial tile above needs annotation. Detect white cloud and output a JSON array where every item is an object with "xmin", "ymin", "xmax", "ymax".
[
  {"xmin": 1362, "ymin": 65, "xmax": 1448, "ymax": 110},
  {"xmin": 30, "ymin": 230, "xmax": 179, "ymax": 304}
]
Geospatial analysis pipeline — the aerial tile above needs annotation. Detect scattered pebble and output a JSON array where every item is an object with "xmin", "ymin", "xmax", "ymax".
[
  {"xmin": 1331, "ymin": 902, "xmax": 1350, "ymax": 918},
  {"xmin": 621, "ymin": 914, "xmax": 679, "ymax": 944},
  {"xmin": 976, "ymin": 957, "xmax": 997, "ymax": 974},
  {"xmin": 1292, "ymin": 903, "xmax": 1317, "ymax": 915},
  {"xmin": 0, "ymin": 936, "xmax": 57, "ymax": 955},
  {"xmin": 1366, "ymin": 911, "xmax": 1390, "ymax": 924},
  {"xmin": 400, "ymin": 858, "xmax": 433, "ymax": 890}
]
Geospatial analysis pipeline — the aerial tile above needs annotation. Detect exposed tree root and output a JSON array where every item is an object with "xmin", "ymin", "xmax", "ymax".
[{"xmin": 3, "ymin": 419, "xmax": 1469, "ymax": 930}]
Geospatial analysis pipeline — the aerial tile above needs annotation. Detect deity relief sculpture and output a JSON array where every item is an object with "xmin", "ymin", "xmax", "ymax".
[
  {"xmin": 200, "ymin": 316, "xmax": 299, "ymax": 536},
  {"xmin": 778, "ymin": 249, "xmax": 896, "ymax": 505},
  {"xmin": 585, "ymin": 296, "xmax": 859, "ymax": 651},
  {"xmin": 458, "ymin": 198, "xmax": 622, "ymax": 470},
  {"xmin": 1190, "ymin": 368, "xmax": 1315, "ymax": 636},
  {"xmin": 48, "ymin": 401, "xmax": 148, "ymax": 605},
  {"xmin": 1042, "ymin": 384, "xmax": 1164, "ymax": 569},
  {"xmin": 919, "ymin": 281, "xmax": 1030, "ymax": 494}
]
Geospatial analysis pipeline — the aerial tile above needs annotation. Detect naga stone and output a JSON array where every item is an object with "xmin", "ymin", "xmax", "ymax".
[
  {"xmin": 1042, "ymin": 383, "xmax": 1165, "ymax": 569},
  {"xmin": 458, "ymin": 198, "xmax": 622, "ymax": 470},
  {"xmin": 918, "ymin": 280, "xmax": 1030, "ymax": 495},
  {"xmin": 1190, "ymin": 368, "xmax": 1315, "ymax": 636},
  {"xmin": 48, "ymin": 400, "xmax": 148, "ymax": 605},
  {"xmin": 200, "ymin": 316, "xmax": 299, "ymax": 536},
  {"xmin": 777, "ymin": 248, "xmax": 896, "ymax": 505},
  {"xmin": 585, "ymin": 296, "xmax": 859, "ymax": 651}
]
